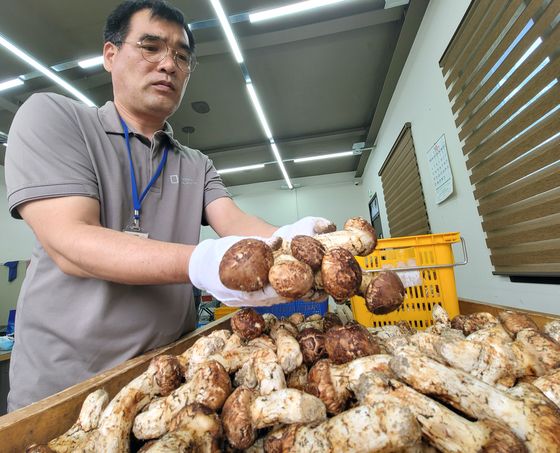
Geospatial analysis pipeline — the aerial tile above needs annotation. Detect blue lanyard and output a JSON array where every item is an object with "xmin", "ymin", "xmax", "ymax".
[{"xmin": 119, "ymin": 117, "xmax": 169, "ymax": 230}]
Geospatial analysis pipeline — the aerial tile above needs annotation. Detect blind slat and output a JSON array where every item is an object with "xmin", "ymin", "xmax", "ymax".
[
  {"xmin": 493, "ymin": 263, "xmax": 560, "ymax": 275},
  {"xmin": 451, "ymin": 0, "xmax": 553, "ymax": 116},
  {"xmin": 470, "ymin": 110, "xmax": 560, "ymax": 185},
  {"xmin": 458, "ymin": 23, "xmax": 560, "ymax": 136},
  {"xmin": 482, "ymin": 188, "xmax": 560, "ymax": 232},
  {"xmin": 441, "ymin": 3, "xmax": 482, "ymax": 70},
  {"xmin": 382, "ymin": 166, "xmax": 420, "ymax": 203},
  {"xmin": 474, "ymin": 136, "xmax": 560, "ymax": 202},
  {"xmin": 461, "ymin": 54, "xmax": 560, "ymax": 149},
  {"xmin": 463, "ymin": 58, "xmax": 560, "ymax": 154},
  {"xmin": 385, "ymin": 189, "xmax": 426, "ymax": 221},
  {"xmin": 490, "ymin": 239, "xmax": 560, "ymax": 266},
  {"xmin": 486, "ymin": 213, "xmax": 560, "ymax": 248},
  {"xmin": 379, "ymin": 141, "xmax": 415, "ymax": 187},
  {"xmin": 446, "ymin": 1, "xmax": 512, "ymax": 99},
  {"xmin": 477, "ymin": 162, "xmax": 560, "ymax": 216},
  {"xmin": 390, "ymin": 215, "xmax": 430, "ymax": 238},
  {"xmin": 465, "ymin": 83, "xmax": 559, "ymax": 169}
]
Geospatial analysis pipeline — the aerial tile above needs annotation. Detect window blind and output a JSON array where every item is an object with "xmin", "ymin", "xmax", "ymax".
[
  {"xmin": 379, "ymin": 123, "xmax": 431, "ymax": 237},
  {"xmin": 441, "ymin": 0, "xmax": 560, "ymax": 276}
]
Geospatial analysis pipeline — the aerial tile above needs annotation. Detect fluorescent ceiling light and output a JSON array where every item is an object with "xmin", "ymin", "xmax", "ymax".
[
  {"xmin": 246, "ymin": 83, "xmax": 273, "ymax": 139},
  {"xmin": 0, "ymin": 77, "xmax": 24, "ymax": 92},
  {"xmin": 250, "ymin": 0, "xmax": 347, "ymax": 23},
  {"xmin": 271, "ymin": 143, "xmax": 293, "ymax": 189},
  {"xmin": 209, "ymin": 0, "xmax": 244, "ymax": 63},
  {"xmin": 0, "ymin": 33, "xmax": 96, "ymax": 107},
  {"xmin": 294, "ymin": 151, "xmax": 355, "ymax": 163},
  {"xmin": 217, "ymin": 163, "xmax": 265, "ymax": 174},
  {"xmin": 78, "ymin": 55, "xmax": 104, "ymax": 69}
]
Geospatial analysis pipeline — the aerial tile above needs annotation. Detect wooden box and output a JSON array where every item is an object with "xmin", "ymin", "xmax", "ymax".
[{"xmin": 0, "ymin": 301, "xmax": 558, "ymax": 452}]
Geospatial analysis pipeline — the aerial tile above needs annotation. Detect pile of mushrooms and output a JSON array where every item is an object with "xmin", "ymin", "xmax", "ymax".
[
  {"xmin": 219, "ymin": 217, "xmax": 406, "ymax": 315},
  {"xmin": 28, "ymin": 306, "xmax": 560, "ymax": 452}
]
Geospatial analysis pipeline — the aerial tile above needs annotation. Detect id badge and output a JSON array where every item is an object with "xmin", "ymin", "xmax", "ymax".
[{"xmin": 124, "ymin": 224, "xmax": 149, "ymax": 239}]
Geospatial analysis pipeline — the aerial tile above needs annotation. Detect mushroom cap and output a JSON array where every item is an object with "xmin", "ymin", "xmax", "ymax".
[
  {"xmin": 25, "ymin": 445, "xmax": 55, "ymax": 453},
  {"xmin": 321, "ymin": 248, "xmax": 362, "ymax": 301},
  {"xmin": 288, "ymin": 312, "xmax": 305, "ymax": 326},
  {"xmin": 168, "ymin": 403, "xmax": 221, "ymax": 435},
  {"xmin": 193, "ymin": 360, "xmax": 232, "ymax": 411},
  {"xmin": 324, "ymin": 323, "xmax": 380, "ymax": 364},
  {"xmin": 343, "ymin": 217, "xmax": 377, "ymax": 255},
  {"xmin": 286, "ymin": 364, "xmax": 308, "ymax": 391},
  {"xmin": 291, "ymin": 235, "xmax": 325, "ymax": 271},
  {"xmin": 297, "ymin": 328, "xmax": 326, "ymax": 365},
  {"xmin": 307, "ymin": 359, "xmax": 350, "ymax": 414},
  {"xmin": 219, "ymin": 239, "xmax": 274, "ymax": 291},
  {"xmin": 264, "ymin": 425, "xmax": 299, "ymax": 453},
  {"xmin": 364, "ymin": 270, "xmax": 405, "ymax": 315},
  {"xmin": 231, "ymin": 308, "xmax": 265, "ymax": 341},
  {"xmin": 323, "ymin": 312, "xmax": 343, "ymax": 331},
  {"xmin": 150, "ymin": 354, "xmax": 183, "ymax": 396},
  {"xmin": 498, "ymin": 311, "xmax": 539, "ymax": 336},
  {"xmin": 268, "ymin": 255, "xmax": 314, "ymax": 299},
  {"xmin": 451, "ymin": 313, "xmax": 498, "ymax": 336},
  {"xmin": 222, "ymin": 386, "xmax": 258, "ymax": 450},
  {"xmin": 479, "ymin": 419, "xmax": 528, "ymax": 453}
]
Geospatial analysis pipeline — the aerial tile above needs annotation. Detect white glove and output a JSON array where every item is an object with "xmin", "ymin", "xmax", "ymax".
[
  {"xmin": 189, "ymin": 236, "xmax": 288, "ymax": 307},
  {"xmin": 273, "ymin": 216, "xmax": 334, "ymax": 241}
]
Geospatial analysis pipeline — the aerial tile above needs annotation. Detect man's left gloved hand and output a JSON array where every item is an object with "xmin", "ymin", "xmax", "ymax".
[{"xmin": 272, "ymin": 216, "xmax": 335, "ymax": 241}]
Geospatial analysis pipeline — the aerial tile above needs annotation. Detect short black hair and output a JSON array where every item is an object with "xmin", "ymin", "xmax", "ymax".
[{"xmin": 103, "ymin": 0, "xmax": 195, "ymax": 52}]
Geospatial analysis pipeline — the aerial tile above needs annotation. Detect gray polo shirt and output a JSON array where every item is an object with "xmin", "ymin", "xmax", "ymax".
[{"xmin": 5, "ymin": 92, "xmax": 229, "ymax": 411}]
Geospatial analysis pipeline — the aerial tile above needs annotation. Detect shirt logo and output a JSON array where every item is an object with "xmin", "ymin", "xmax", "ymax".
[{"xmin": 170, "ymin": 175, "xmax": 196, "ymax": 185}]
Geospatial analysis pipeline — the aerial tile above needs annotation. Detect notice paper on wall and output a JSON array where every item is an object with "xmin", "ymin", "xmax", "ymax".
[{"xmin": 427, "ymin": 134, "xmax": 453, "ymax": 204}]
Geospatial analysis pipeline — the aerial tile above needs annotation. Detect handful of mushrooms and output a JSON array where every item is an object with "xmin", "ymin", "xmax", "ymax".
[
  {"xmin": 29, "ymin": 305, "xmax": 560, "ymax": 452},
  {"xmin": 219, "ymin": 217, "xmax": 406, "ymax": 315}
]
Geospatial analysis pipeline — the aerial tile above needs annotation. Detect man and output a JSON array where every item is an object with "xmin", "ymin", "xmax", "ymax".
[{"xmin": 4, "ymin": 0, "xmax": 329, "ymax": 411}]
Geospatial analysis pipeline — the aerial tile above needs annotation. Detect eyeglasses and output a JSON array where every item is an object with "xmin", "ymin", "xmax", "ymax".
[{"xmin": 118, "ymin": 36, "xmax": 197, "ymax": 73}]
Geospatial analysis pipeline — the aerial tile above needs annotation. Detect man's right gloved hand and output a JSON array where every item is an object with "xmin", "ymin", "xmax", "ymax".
[{"xmin": 189, "ymin": 236, "xmax": 288, "ymax": 307}]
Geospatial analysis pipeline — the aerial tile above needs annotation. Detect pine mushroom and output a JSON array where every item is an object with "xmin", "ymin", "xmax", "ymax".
[
  {"xmin": 264, "ymin": 401, "xmax": 420, "ymax": 453},
  {"xmin": 324, "ymin": 323, "xmax": 379, "ymax": 364},
  {"xmin": 533, "ymin": 369, "xmax": 560, "ymax": 408},
  {"xmin": 222, "ymin": 387, "xmax": 326, "ymax": 450},
  {"xmin": 359, "ymin": 270, "xmax": 406, "ymax": 314},
  {"xmin": 133, "ymin": 360, "xmax": 231, "ymax": 440},
  {"xmin": 390, "ymin": 348, "xmax": 560, "ymax": 452},
  {"xmin": 351, "ymin": 372, "xmax": 526, "ymax": 453},
  {"xmin": 307, "ymin": 355, "xmax": 392, "ymax": 414},
  {"xmin": 297, "ymin": 327, "xmax": 326, "ymax": 365},
  {"xmin": 230, "ymin": 308, "xmax": 265, "ymax": 341},
  {"xmin": 270, "ymin": 320, "xmax": 304, "ymax": 374},
  {"xmin": 137, "ymin": 404, "xmax": 222, "ymax": 453}
]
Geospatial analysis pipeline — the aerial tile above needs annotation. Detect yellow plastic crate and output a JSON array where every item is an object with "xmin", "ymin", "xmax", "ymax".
[
  {"xmin": 214, "ymin": 306, "xmax": 239, "ymax": 320},
  {"xmin": 351, "ymin": 232, "xmax": 465, "ymax": 330}
]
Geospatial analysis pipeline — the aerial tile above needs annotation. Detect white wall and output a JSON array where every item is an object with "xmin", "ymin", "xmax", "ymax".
[
  {"xmin": 361, "ymin": 0, "xmax": 559, "ymax": 315},
  {"xmin": 201, "ymin": 172, "xmax": 369, "ymax": 240}
]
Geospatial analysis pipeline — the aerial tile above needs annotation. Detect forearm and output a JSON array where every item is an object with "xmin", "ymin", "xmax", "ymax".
[{"xmin": 46, "ymin": 223, "xmax": 193, "ymax": 285}]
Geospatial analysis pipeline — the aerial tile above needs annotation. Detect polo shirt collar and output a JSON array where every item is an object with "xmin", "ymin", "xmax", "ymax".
[{"xmin": 98, "ymin": 100, "xmax": 181, "ymax": 149}]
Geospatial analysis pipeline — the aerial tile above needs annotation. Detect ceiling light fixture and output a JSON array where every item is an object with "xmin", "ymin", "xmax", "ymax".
[
  {"xmin": 0, "ymin": 33, "xmax": 96, "ymax": 107},
  {"xmin": 78, "ymin": 55, "xmax": 104, "ymax": 69},
  {"xmin": 271, "ymin": 143, "xmax": 293, "ymax": 189},
  {"xmin": 209, "ymin": 0, "xmax": 244, "ymax": 63},
  {"xmin": 217, "ymin": 163, "xmax": 265, "ymax": 174},
  {"xmin": 246, "ymin": 83, "xmax": 273, "ymax": 139},
  {"xmin": 0, "ymin": 77, "xmax": 24, "ymax": 92},
  {"xmin": 249, "ymin": 0, "xmax": 348, "ymax": 23},
  {"xmin": 294, "ymin": 150, "xmax": 356, "ymax": 163}
]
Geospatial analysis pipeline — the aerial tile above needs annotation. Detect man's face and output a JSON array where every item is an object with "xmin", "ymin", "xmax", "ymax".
[{"xmin": 103, "ymin": 9, "xmax": 191, "ymax": 122}]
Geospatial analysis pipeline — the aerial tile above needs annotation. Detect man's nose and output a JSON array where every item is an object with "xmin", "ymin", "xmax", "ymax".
[{"xmin": 157, "ymin": 52, "xmax": 177, "ymax": 73}]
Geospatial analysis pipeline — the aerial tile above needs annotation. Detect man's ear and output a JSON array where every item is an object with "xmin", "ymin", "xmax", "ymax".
[{"xmin": 103, "ymin": 42, "xmax": 117, "ymax": 72}]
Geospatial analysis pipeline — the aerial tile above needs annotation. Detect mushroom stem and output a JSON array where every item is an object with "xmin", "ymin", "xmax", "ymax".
[
  {"xmin": 265, "ymin": 401, "xmax": 420, "ymax": 453},
  {"xmin": 533, "ymin": 369, "xmax": 560, "ymax": 408},
  {"xmin": 307, "ymin": 355, "xmax": 392, "ymax": 414},
  {"xmin": 351, "ymin": 373, "xmax": 526, "ymax": 453},
  {"xmin": 390, "ymin": 349, "xmax": 560, "ymax": 452},
  {"xmin": 83, "ymin": 355, "xmax": 183, "ymax": 452},
  {"xmin": 270, "ymin": 322, "xmax": 304, "ymax": 374},
  {"xmin": 138, "ymin": 405, "xmax": 222, "ymax": 453},
  {"xmin": 133, "ymin": 361, "xmax": 231, "ymax": 440},
  {"xmin": 222, "ymin": 387, "xmax": 326, "ymax": 450}
]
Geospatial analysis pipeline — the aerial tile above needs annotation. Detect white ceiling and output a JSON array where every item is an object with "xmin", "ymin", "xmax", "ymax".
[{"xmin": 0, "ymin": 0, "xmax": 429, "ymax": 184}]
